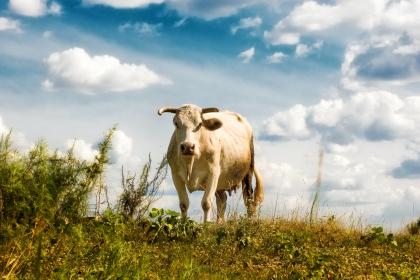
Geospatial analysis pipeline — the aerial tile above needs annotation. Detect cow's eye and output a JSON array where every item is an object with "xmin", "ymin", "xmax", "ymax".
[
  {"xmin": 193, "ymin": 123, "xmax": 202, "ymax": 132},
  {"xmin": 174, "ymin": 121, "xmax": 179, "ymax": 128}
]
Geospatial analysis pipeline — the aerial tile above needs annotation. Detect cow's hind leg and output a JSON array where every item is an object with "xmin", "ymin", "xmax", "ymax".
[
  {"xmin": 215, "ymin": 190, "xmax": 227, "ymax": 222},
  {"xmin": 171, "ymin": 171, "xmax": 189, "ymax": 218}
]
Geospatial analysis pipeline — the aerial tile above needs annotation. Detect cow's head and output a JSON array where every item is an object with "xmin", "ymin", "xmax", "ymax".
[{"xmin": 158, "ymin": 104, "xmax": 222, "ymax": 157}]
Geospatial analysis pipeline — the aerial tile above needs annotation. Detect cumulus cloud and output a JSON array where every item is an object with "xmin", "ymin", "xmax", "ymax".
[
  {"xmin": 83, "ymin": 0, "xmax": 164, "ymax": 8},
  {"xmin": 341, "ymin": 38, "xmax": 420, "ymax": 89},
  {"xmin": 260, "ymin": 104, "xmax": 311, "ymax": 141},
  {"xmin": 231, "ymin": 16, "xmax": 262, "ymax": 34},
  {"xmin": 267, "ymin": 51, "xmax": 286, "ymax": 64},
  {"xmin": 391, "ymin": 155, "xmax": 420, "ymax": 179},
  {"xmin": 109, "ymin": 130, "xmax": 133, "ymax": 164},
  {"xmin": 43, "ymin": 47, "xmax": 169, "ymax": 93},
  {"xmin": 0, "ymin": 117, "xmax": 8, "ymax": 136},
  {"xmin": 65, "ymin": 130, "xmax": 134, "ymax": 164},
  {"xmin": 260, "ymin": 91, "xmax": 420, "ymax": 145},
  {"xmin": 265, "ymin": 0, "xmax": 420, "ymax": 46},
  {"xmin": 264, "ymin": 31, "xmax": 300, "ymax": 45},
  {"xmin": 238, "ymin": 47, "xmax": 255, "ymax": 63},
  {"xmin": 0, "ymin": 17, "xmax": 21, "ymax": 32},
  {"xmin": 257, "ymin": 158, "xmax": 312, "ymax": 215},
  {"xmin": 9, "ymin": 0, "xmax": 61, "ymax": 17},
  {"xmin": 258, "ymin": 144, "xmax": 420, "ymax": 227},
  {"xmin": 118, "ymin": 22, "xmax": 162, "ymax": 35},
  {"xmin": 295, "ymin": 41, "xmax": 323, "ymax": 57},
  {"xmin": 66, "ymin": 139, "xmax": 99, "ymax": 162},
  {"xmin": 0, "ymin": 116, "xmax": 31, "ymax": 151}
]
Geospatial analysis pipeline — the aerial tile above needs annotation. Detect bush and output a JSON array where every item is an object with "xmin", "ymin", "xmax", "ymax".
[
  {"xmin": 117, "ymin": 155, "xmax": 167, "ymax": 221},
  {"xmin": 0, "ymin": 129, "xmax": 113, "ymax": 230},
  {"xmin": 142, "ymin": 208, "xmax": 201, "ymax": 242},
  {"xmin": 406, "ymin": 218, "xmax": 420, "ymax": 235}
]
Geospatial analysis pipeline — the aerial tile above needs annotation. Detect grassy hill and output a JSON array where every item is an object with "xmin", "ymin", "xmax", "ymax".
[{"xmin": 0, "ymin": 129, "xmax": 419, "ymax": 279}]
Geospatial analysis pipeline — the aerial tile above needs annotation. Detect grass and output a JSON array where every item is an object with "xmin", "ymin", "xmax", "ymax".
[
  {"xmin": 0, "ymin": 129, "xmax": 419, "ymax": 279},
  {"xmin": 1, "ymin": 213, "xmax": 419, "ymax": 279}
]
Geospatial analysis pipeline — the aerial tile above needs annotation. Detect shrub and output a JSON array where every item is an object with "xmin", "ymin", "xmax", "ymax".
[
  {"xmin": 406, "ymin": 218, "xmax": 420, "ymax": 235},
  {"xmin": 0, "ymin": 128, "xmax": 114, "ymax": 230},
  {"xmin": 142, "ymin": 208, "xmax": 201, "ymax": 242},
  {"xmin": 117, "ymin": 155, "xmax": 167, "ymax": 221}
]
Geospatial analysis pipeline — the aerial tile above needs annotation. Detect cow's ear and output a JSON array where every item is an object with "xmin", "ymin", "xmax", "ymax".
[{"xmin": 203, "ymin": 118, "xmax": 222, "ymax": 131}]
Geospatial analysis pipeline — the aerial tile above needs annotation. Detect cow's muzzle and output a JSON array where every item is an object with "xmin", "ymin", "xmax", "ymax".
[{"xmin": 180, "ymin": 142, "xmax": 195, "ymax": 156}]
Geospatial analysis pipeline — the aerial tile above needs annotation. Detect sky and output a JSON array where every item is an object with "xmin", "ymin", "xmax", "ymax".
[{"xmin": 1, "ymin": 0, "xmax": 419, "ymax": 229}]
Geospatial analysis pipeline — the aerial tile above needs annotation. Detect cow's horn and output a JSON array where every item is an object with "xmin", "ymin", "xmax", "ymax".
[
  {"xmin": 158, "ymin": 107, "xmax": 177, "ymax": 115},
  {"xmin": 202, "ymin": 107, "xmax": 219, "ymax": 114}
]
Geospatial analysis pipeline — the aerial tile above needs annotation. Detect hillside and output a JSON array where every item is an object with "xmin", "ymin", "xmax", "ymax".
[
  {"xmin": 1, "ymin": 212, "xmax": 419, "ymax": 279},
  {"xmin": 0, "ymin": 130, "xmax": 419, "ymax": 279}
]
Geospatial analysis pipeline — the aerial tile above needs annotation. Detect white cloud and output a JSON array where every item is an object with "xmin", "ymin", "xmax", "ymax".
[
  {"xmin": 118, "ymin": 22, "xmax": 162, "ymax": 35},
  {"xmin": 260, "ymin": 91, "xmax": 420, "ymax": 145},
  {"xmin": 258, "ymin": 158, "xmax": 312, "ymax": 215},
  {"xmin": 231, "ymin": 16, "xmax": 262, "ymax": 34},
  {"xmin": 173, "ymin": 17, "xmax": 187, "ymax": 28},
  {"xmin": 83, "ymin": 0, "xmax": 263, "ymax": 20},
  {"xmin": 0, "ymin": 117, "xmax": 8, "ymax": 136},
  {"xmin": 9, "ymin": 0, "xmax": 62, "ymax": 17},
  {"xmin": 65, "ymin": 130, "xmax": 134, "ymax": 164},
  {"xmin": 341, "ymin": 38, "xmax": 420, "ymax": 89},
  {"xmin": 295, "ymin": 44, "xmax": 310, "ymax": 57},
  {"xmin": 295, "ymin": 41, "xmax": 323, "ymax": 57},
  {"xmin": 83, "ymin": 0, "xmax": 164, "ymax": 8},
  {"xmin": 109, "ymin": 130, "xmax": 133, "ymax": 164},
  {"xmin": 264, "ymin": 30, "xmax": 300, "ymax": 45},
  {"xmin": 66, "ymin": 139, "xmax": 99, "ymax": 162},
  {"xmin": 166, "ymin": 0, "xmax": 260, "ymax": 20},
  {"xmin": 261, "ymin": 104, "xmax": 311, "ymax": 141},
  {"xmin": 0, "ymin": 17, "xmax": 21, "ymax": 32},
  {"xmin": 267, "ymin": 51, "xmax": 286, "ymax": 64},
  {"xmin": 0, "ymin": 116, "xmax": 31, "ymax": 151},
  {"xmin": 238, "ymin": 47, "xmax": 255, "ymax": 63},
  {"xmin": 265, "ymin": 0, "xmax": 420, "ymax": 46},
  {"xmin": 257, "ymin": 140, "xmax": 420, "ymax": 228},
  {"xmin": 48, "ymin": 1, "xmax": 62, "ymax": 15},
  {"xmin": 43, "ymin": 47, "xmax": 169, "ymax": 93}
]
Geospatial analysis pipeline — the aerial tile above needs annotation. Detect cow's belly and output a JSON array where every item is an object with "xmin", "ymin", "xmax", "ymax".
[
  {"xmin": 217, "ymin": 159, "xmax": 249, "ymax": 190},
  {"xmin": 178, "ymin": 159, "xmax": 249, "ymax": 193},
  {"xmin": 216, "ymin": 136, "xmax": 251, "ymax": 189}
]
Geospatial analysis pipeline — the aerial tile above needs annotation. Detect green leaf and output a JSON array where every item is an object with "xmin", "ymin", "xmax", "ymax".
[
  {"xmin": 165, "ymin": 209, "xmax": 180, "ymax": 217},
  {"xmin": 149, "ymin": 208, "xmax": 160, "ymax": 218}
]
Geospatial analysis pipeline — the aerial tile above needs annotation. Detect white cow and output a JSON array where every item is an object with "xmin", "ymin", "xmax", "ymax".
[{"xmin": 158, "ymin": 104, "xmax": 263, "ymax": 222}]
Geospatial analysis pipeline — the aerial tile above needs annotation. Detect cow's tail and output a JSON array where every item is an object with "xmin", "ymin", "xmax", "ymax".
[
  {"xmin": 253, "ymin": 166, "xmax": 264, "ymax": 206},
  {"xmin": 242, "ymin": 135, "xmax": 264, "ymax": 216}
]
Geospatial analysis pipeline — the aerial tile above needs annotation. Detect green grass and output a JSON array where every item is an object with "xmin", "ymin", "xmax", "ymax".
[
  {"xmin": 1, "ymin": 213, "xmax": 419, "ymax": 279},
  {"xmin": 0, "ymin": 129, "xmax": 419, "ymax": 279}
]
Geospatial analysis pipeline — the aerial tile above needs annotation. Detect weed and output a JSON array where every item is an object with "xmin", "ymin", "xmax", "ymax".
[{"xmin": 362, "ymin": 226, "xmax": 398, "ymax": 246}]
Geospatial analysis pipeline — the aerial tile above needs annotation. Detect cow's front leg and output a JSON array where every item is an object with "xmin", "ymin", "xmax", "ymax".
[
  {"xmin": 171, "ymin": 171, "xmax": 189, "ymax": 218},
  {"xmin": 202, "ymin": 168, "xmax": 220, "ymax": 222},
  {"xmin": 215, "ymin": 190, "xmax": 227, "ymax": 222}
]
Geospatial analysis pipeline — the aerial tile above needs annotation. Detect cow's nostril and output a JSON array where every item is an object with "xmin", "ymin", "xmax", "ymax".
[
  {"xmin": 180, "ymin": 144, "xmax": 186, "ymax": 151},
  {"xmin": 191, "ymin": 144, "xmax": 195, "ymax": 150}
]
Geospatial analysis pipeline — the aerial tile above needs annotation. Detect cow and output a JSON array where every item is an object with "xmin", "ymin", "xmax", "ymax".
[{"xmin": 158, "ymin": 104, "xmax": 263, "ymax": 222}]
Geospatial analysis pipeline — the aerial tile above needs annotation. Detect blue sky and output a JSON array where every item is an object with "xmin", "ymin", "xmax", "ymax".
[{"xmin": 1, "ymin": 0, "xmax": 420, "ymax": 229}]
